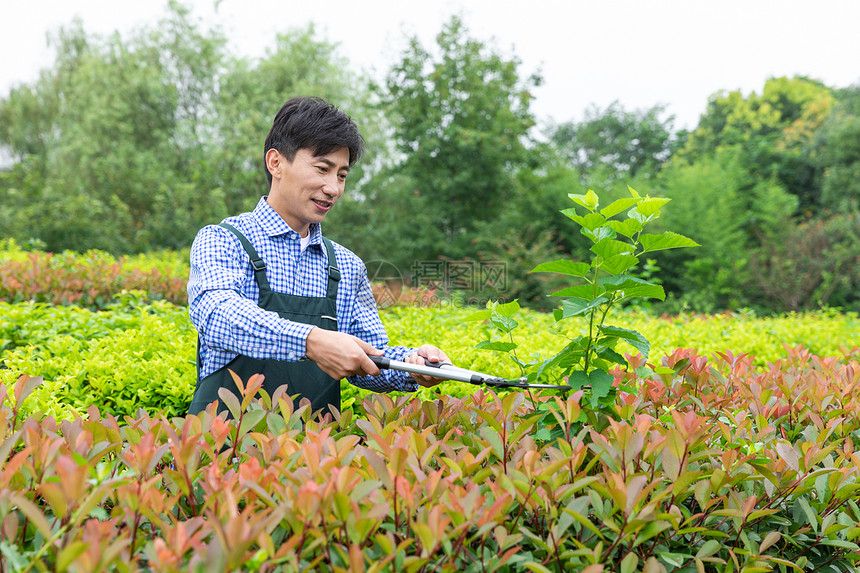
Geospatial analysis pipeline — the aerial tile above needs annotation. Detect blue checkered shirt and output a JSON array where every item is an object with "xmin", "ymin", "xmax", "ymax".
[{"xmin": 188, "ymin": 197, "xmax": 418, "ymax": 393}]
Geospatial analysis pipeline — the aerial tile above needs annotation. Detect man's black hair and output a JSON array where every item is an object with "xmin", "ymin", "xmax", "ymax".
[{"xmin": 263, "ymin": 96, "xmax": 365, "ymax": 186}]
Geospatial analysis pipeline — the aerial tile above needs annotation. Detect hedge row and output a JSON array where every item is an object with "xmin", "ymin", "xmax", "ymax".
[
  {"xmin": 0, "ymin": 241, "xmax": 432, "ymax": 311},
  {"xmin": 1, "ymin": 298, "xmax": 859, "ymax": 421},
  {"xmin": 2, "ymin": 342, "xmax": 859, "ymax": 571}
]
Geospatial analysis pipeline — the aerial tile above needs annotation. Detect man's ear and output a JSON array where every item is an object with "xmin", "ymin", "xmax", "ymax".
[{"xmin": 265, "ymin": 148, "xmax": 283, "ymax": 179}]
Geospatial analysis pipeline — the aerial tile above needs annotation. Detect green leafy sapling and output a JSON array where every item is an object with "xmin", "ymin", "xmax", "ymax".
[{"xmin": 469, "ymin": 186, "xmax": 699, "ymax": 414}]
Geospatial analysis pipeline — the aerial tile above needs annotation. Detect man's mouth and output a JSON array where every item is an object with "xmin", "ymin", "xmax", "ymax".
[{"xmin": 312, "ymin": 199, "xmax": 334, "ymax": 211}]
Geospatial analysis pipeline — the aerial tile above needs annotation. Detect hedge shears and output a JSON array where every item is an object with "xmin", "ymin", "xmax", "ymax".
[{"xmin": 368, "ymin": 355, "xmax": 571, "ymax": 391}]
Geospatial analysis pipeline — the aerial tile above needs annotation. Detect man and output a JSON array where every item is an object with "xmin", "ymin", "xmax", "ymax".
[{"xmin": 187, "ymin": 96, "xmax": 449, "ymax": 416}]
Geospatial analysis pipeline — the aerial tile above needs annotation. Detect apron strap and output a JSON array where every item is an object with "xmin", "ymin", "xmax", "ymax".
[
  {"xmin": 321, "ymin": 236, "xmax": 340, "ymax": 301},
  {"xmin": 219, "ymin": 222, "xmax": 272, "ymax": 293}
]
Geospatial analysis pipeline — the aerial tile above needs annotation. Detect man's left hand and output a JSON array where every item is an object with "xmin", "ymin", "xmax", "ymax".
[{"xmin": 405, "ymin": 344, "xmax": 451, "ymax": 388}]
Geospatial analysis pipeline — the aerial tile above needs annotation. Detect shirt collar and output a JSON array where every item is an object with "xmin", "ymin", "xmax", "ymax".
[{"xmin": 253, "ymin": 196, "xmax": 323, "ymax": 246}]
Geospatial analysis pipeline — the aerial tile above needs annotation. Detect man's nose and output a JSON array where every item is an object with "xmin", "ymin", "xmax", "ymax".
[{"xmin": 321, "ymin": 174, "xmax": 341, "ymax": 195}]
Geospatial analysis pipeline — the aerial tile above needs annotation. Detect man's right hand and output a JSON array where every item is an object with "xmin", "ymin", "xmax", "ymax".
[{"xmin": 305, "ymin": 327, "xmax": 383, "ymax": 380}]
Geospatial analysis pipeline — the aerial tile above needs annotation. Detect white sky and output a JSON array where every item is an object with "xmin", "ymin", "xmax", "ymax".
[{"xmin": 1, "ymin": 0, "xmax": 859, "ymax": 131}]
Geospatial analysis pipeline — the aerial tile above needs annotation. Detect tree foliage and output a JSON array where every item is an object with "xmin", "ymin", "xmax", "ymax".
[
  {"xmin": 0, "ymin": 3, "xmax": 374, "ymax": 254},
  {"xmin": 550, "ymin": 101, "xmax": 678, "ymax": 185},
  {"xmin": 379, "ymin": 15, "xmax": 541, "ymax": 257}
]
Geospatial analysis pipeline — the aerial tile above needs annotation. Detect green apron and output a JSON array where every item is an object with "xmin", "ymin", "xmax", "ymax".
[{"xmin": 187, "ymin": 222, "xmax": 341, "ymax": 417}]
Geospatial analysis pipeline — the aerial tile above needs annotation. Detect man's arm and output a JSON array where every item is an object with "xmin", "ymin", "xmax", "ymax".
[{"xmin": 338, "ymin": 258, "xmax": 450, "ymax": 391}]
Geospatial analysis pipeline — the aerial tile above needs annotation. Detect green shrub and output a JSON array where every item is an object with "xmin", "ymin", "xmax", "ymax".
[{"xmin": 0, "ymin": 294, "xmax": 196, "ymax": 419}]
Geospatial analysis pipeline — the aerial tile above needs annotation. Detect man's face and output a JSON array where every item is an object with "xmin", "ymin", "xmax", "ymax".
[{"xmin": 266, "ymin": 147, "xmax": 350, "ymax": 237}]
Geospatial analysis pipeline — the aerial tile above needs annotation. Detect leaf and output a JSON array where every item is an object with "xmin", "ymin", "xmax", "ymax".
[
  {"xmin": 57, "ymin": 541, "xmax": 89, "ymax": 573},
  {"xmin": 569, "ymin": 189, "xmax": 599, "ymax": 210},
  {"xmin": 570, "ymin": 212, "xmax": 607, "ymax": 231},
  {"xmin": 591, "ymin": 238, "xmax": 635, "ymax": 259},
  {"xmin": 621, "ymin": 285, "xmax": 666, "ymax": 301},
  {"xmin": 581, "ymin": 225, "xmax": 616, "ymax": 242},
  {"xmin": 237, "ymin": 409, "xmax": 266, "ymax": 437},
  {"xmin": 775, "ymin": 442, "xmax": 799, "ymax": 473},
  {"xmin": 569, "ymin": 369, "xmax": 614, "ymax": 408},
  {"xmin": 620, "ymin": 552, "xmax": 639, "ymax": 573},
  {"xmin": 796, "ymin": 497, "xmax": 819, "ymax": 534},
  {"xmin": 639, "ymin": 232, "xmax": 700, "ymax": 253},
  {"xmin": 606, "ymin": 218, "xmax": 642, "ymax": 238},
  {"xmin": 696, "ymin": 539, "xmax": 721, "ymax": 558},
  {"xmin": 597, "ymin": 275, "xmax": 667, "ymax": 301},
  {"xmin": 476, "ymin": 341, "xmax": 517, "ymax": 353},
  {"xmin": 464, "ymin": 309, "xmax": 492, "ymax": 321},
  {"xmin": 633, "ymin": 197, "xmax": 671, "ymax": 218},
  {"xmin": 531, "ymin": 259, "xmax": 591, "ymax": 277},
  {"xmin": 10, "ymin": 494, "xmax": 53, "ymax": 540},
  {"xmin": 600, "ymin": 254, "xmax": 639, "ymax": 275},
  {"xmin": 218, "ymin": 387, "xmax": 242, "ymax": 421},
  {"xmin": 598, "ymin": 325, "xmax": 650, "ymax": 359},
  {"xmin": 558, "ymin": 296, "xmax": 608, "ymax": 319},
  {"xmin": 490, "ymin": 314, "xmax": 518, "ymax": 333},
  {"xmin": 759, "ymin": 531, "xmax": 781, "ymax": 553},
  {"xmin": 14, "ymin": 374, "xmax": 43, "ymax": 408},
  {"xmin": 601, "ymin": 197, "xmax": 642, "ymax": 219},
  {"xmin": 494, "ymin": 299, "xmax": 521, "ymax": 317},
  {"xmin": 551, "ymin": 284, "xmax": 603, "ymax": 299},
  {"xmin": 522, "ymin": 562, "xmax": 555, "ymax": 573}
]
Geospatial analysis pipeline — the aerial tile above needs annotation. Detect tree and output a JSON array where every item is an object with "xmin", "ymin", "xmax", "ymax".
[
  {"xmin": 651, "ymin": 146, "xmax": 797, "ymax": 312},
  {"xmin": 378, "ymin": 15, "xmax": 541, "ymax": 260},
  {"xmin": 0, "ymin": 2, "xmax": 229, "ymax": 252},
  {"xmin": 813, "ymin": 84, "xmax": 860, "ymax": 213},
  {"xmin": 679, "ymin": 76, "xmax": 835, "ymax": 211},
  {"xmin": 549, "ymin": 101, "xmax": 678, "ymax": 185},
  {"xmin": 0, "ymin": 2, "xmax": 377, "ymax": 253}
]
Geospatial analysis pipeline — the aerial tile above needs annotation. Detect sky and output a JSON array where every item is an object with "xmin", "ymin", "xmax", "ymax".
[{"xmin": 1, "ymin": 0, "xmax": 859, "ymax": 132}]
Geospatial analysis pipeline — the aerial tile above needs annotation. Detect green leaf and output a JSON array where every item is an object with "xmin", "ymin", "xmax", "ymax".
[
  {"xmin": 796, "ymin": 497, "xmax": 819, "ymax": 534},
  {"xmin": 531, "ymin": 259, "xmax": 591, "ymax": 277},
  {"xmin": 598, "ymin": 325, "xmax": 650, "ymax": 359},
  {"xmin": 600, "ymin": 254, "xmax": 639, "ymax": 275},
  {"xmin": 696, "ymin": 539, "xmax": 721, "ymax": 558},
  {"xmin": 597, "ymin": 275, "xmax": 665, "ymax": 300},
  {"xmin": 616, "ymin": 284, "xmax": 666, "ymax": 302},
  {"xmin": 591, "ymin": 238, "xmax": 635, "ymax": 259},
  {"xmin": 464, "ymin": 309, "xmax": 492, "ymax": 321},
  {"xmin": 237, "ymin": 409, "xmax": 266, "ymax": 436},
  {"xmin": 601, "ymin": 197, "xmax": 641, "ymax": 219},
  {"xmin": 522, "ymin": 562, "xmax": 554, "ymax": 573},
  {"xmin": 606, "ymin": 218, "xmax": 642, "ymax": 238},
  {"xmin": 476, "ymin": 340, "xmax": 517, "ymax": 352},
  {"xmin": 551, "ymin": 284, "xmax": 604, "ymax": 299},
  {"xmin": 581, "ymin": 225, "xmax": 616, "ymax": 242},
  {"xmin": 638, "ymin": 232, "xmax": 700, "ymax": 253},
  {"xmin": 490, "ymin": 315, "xmax": 518, "ymax": 333},
  {"xmin": 598, "ymin": 274, "xmax": 649, "ymax": 292},
  {"xmin": 569, "ymin": 369, "xmax": 614, "ymax": 408},
  {"xmin": 596, "ymin": 346, "xmax": 627, "ymax": 366},
  {"xmin": 557, "ymin": 296, "xmax": 608, "ymax": 319},
  {"xmin": 634, "ymin": 197, "xmax": 671, "ymax": 218},
  {"xmin": 570, "ymin": 212, "xmax": 607, "ymax": 231},
  {"xmin": 494, "ymin": 299, "xmax": 521, "ymax": 317},
  {"xmin": 569, "ymin": 189, "xmax": 599, "ymax": 210},
  {"xmin": 57, "ymin": 541, "xmax": 89, "ymax": 573}
]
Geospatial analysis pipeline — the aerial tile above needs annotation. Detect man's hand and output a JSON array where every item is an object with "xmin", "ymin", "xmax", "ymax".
[
  {"xmin": 305, "ymin": 328, "xmax": 383, "ymax": 379},
  {"xmin": 405, "ymin": 344, "xmax": 451, "ymax": 388}
]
